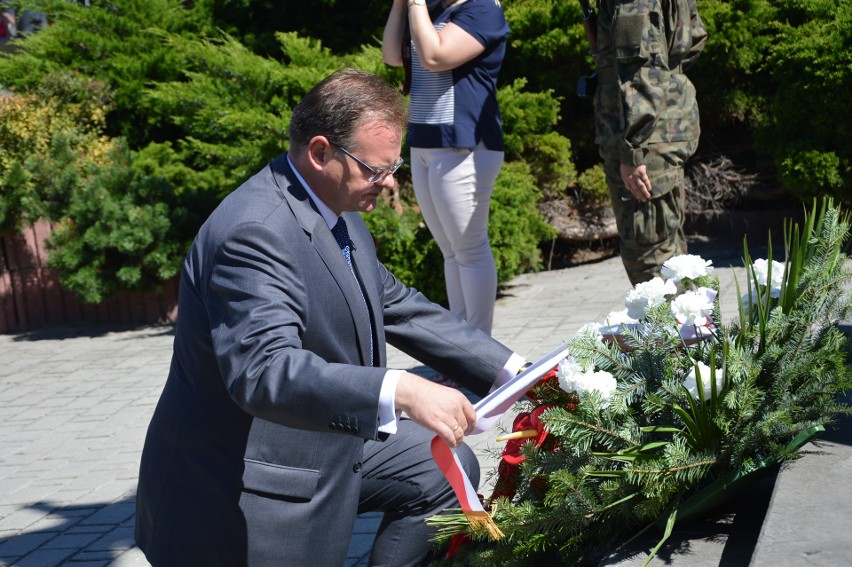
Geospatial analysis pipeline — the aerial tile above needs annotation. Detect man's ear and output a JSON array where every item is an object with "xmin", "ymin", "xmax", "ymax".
[{"xmin": 305, "ymin": 136, "xmax": 332, "ymax": 173}]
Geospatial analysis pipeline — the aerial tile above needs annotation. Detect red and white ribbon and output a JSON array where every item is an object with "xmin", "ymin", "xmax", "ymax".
[
  {"xmin": 430, "ymin": 435, "xmax": 484, "ymax": 513},
  {"xmin": 429, "ymin": 343, "xmax": 572, "ymax": 536}
]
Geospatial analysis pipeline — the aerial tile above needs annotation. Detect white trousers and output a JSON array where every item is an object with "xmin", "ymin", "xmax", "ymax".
[{"xmin": 410, "ymin": 144, "xmax": 503, "ymax": 335}]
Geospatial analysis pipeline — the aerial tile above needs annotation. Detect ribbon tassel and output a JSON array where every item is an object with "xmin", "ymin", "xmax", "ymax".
[{"xmin": 463, "ymin": 510, "xmax": 505, "ymax": 540}]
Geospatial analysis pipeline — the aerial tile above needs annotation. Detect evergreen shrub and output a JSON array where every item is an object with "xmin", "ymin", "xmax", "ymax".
[
  {"xmin": 575, "ymin": 164, "xmax": 609, "ymax": 209},
  {"xmin": 12, "ymin": 0, "xmax": 848, "ymax": 307},
  {"xmin": 758, "ymin": 0, "xmax": 852, "ymax": 206},
  {"xmin": 0, "ymin": 1, "xmax": 560, "ymax": 303},
  {"xmin": 489, "ymin": 161, "xmax": 556, "ymax": 283},
  {"xmin": 692, "ymin": 0, "xmax": 851, "ymax": 206},
  {"xmin": 0, "ymin": 72, "xmax": 180, "ymax": 302},
  {"xmin": 498, "ymin": 78, "xmax": 576, "ymax": 200},
  {"xmin": 362, "ymin": 201, "xmax": 447, "ymax": 305}
]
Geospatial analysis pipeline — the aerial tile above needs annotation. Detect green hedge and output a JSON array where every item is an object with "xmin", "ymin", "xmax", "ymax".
[
  {"xmin": 0, "ymin": 0, "xmax": 565, "ymax": 302},
  {"xmin": 1, "ymin": 0, "xmax": 848, "ymax": 304}
]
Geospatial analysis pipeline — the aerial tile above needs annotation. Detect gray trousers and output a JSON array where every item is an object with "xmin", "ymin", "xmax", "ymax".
[{"xmin": 359, "ymin": 418, "xmax": 480, "ymax": 567}]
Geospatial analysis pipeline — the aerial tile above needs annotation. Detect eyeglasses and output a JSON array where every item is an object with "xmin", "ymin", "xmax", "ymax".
[{"xmin": 332, "ymin": 143, "xmax": 404, "ymax": 183}]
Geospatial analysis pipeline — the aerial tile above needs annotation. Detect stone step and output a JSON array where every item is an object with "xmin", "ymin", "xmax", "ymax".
[{"xmin": 750, "ymin": 397, "xmax": 852, "ymax": 567}]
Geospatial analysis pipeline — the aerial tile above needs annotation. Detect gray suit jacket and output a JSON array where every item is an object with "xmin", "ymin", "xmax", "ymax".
[{"xmin": 135, "ymin": 154, "xmax": 513, "ymax": 565}]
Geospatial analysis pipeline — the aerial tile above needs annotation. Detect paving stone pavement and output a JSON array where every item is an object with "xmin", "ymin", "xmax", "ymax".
[{"xmin": 1, "ymin": 239, "xmax": 845, "ymax": 566}]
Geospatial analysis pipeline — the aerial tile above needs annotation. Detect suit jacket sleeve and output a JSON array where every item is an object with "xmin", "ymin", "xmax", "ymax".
[{"xmin": 376, "ymin": 258, "xmax": 514, "ymax": 398}]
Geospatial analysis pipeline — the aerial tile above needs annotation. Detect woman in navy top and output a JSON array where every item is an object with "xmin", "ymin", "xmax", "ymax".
[{"xmin": 383, "ymin": 0, "xmax": 509, "ymax": 337}]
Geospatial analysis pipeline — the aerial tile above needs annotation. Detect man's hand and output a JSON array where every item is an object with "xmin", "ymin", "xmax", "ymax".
[
  {"xmin": 620, "ymin": 163, "xmax": 652, "ymax": 202},
  {"xmin": 395, "ymin": 372, "xmax": 477, "ymax": 448}
]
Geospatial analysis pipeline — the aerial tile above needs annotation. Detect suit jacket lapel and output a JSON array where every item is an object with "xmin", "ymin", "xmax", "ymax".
[{"xmin": 271, "ymin": 155, "xmax": 376, "ymax": 367}]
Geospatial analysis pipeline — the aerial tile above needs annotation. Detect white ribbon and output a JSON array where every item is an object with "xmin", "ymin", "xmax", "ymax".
[{"xmin": 471, "ymin": 342, "xmax": 572, "ymax": 434}]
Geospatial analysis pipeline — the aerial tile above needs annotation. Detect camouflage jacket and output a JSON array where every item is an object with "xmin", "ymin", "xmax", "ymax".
[{"xmin": 593, "ymin": 0, "xmax": 708, "ymax": 166}]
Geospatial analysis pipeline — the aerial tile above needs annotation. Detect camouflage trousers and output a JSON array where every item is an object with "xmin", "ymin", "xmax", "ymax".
[{"xmin": 601, "ymin": 150, "xmax": 688, "ymax": 286}]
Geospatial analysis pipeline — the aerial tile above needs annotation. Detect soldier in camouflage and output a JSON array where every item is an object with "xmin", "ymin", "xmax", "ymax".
[{"xmin": 593, "ymin": 0, "xmax": 707, "ymax": 285}]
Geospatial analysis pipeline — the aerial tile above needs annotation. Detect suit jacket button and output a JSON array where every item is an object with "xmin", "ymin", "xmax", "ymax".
[{"xmin": 352, "ymin": 462, "xmax": 362, "ymax": 473}]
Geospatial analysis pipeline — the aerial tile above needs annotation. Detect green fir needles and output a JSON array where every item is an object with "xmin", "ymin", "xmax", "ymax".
[{"xmin": 429, "ymin": 199, "xmax": 852, "ymax": 566}]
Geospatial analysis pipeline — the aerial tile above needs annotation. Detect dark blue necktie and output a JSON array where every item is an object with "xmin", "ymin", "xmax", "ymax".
[{"xmin": 331, "ymin": 218, "xmax": 374, "ymax": 365}]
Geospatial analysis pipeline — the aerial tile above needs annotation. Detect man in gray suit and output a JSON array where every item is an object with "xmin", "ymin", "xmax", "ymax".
[{"xmin": 135, "ymin": 68, "xmax": 524, "ymax": 566}]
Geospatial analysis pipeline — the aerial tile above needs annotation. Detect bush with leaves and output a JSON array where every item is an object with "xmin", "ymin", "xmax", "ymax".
[
  {"xmin": 362, "ymin": 202, "xmax": 447, "ymax": 305},
  {"xmin": 0, "ymin": 0, "xmax": 217, "ymax": 145},
  {"xmin": 0, "ymin": 72, "xmax": 180, "ymax": 301},
  {"xmin": 24, "ymin": 0, "xmax": 846, "ymax": 304},
  {"xmin": 500, "ymin": 0, "xmax": 597, "ymax": 164},
  {"xmin": 498, "ymin": 78, "xmax": 576, "ymax": 200},
  {"xmin": 690, "ymin": 0, "xmax": 776, "ymax": 130},
  {"xmin": 0, "ymin": 73, "xmax": 110, "ymax": 230},
  {"xmin": 203, "ymin": 0, "xmax": 390, "ymax": 57},
  {"xmin": 45, "ymin": 147, "xmax": 180, "ymax": 302},
  {"xmin": 690, "ymin": 0, "xmax": 851, "ymax": 205},
  {"xmin": 575, "ymin": 164, "xmax": 609, "ymax": 209},
  {"xmin": 757, "ymin": 0, "xmax": 852, "ymax": 206},
  {"xmin": 0, "ymin": 1, "xmax": 565, "ymax": 304}
]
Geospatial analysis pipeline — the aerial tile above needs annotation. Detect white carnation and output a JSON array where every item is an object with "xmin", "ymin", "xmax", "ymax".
[
  {"xmin": 683, "ymin": 361, "xmax": 724, "ymax": 401},
  {"xmin": 556, "ymin": 357, "xmax": 585, "ymax": 394},
  {"xmin": 671, "ymin": 289, "xmax": 715, "ymax": 327},
  {"xmin": 603, "ymin": 309, "xmax": 639, "ymax": 326},
  {"xmin": 624, "ymin": 277, "xmax": 677, "ymax": 320},
  {"xmin": 557, "ymin": 359, "xmax": 618, "ymax": 408},
  {"xmin": 579, "ymin": 370, "xmax": 618, "ymax": 408},
  {"xmin": 752, "ymin": 258, "xmax": 785, "ymax": 298},
  {"xmin": 661, "ymin": 254, "xmax": 714, "ymax": 281}
]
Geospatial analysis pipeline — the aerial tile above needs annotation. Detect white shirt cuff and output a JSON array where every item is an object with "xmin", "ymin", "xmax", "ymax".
[
  {"xmin": 492, "ymin": 353, "xmax": 527, "ymax": 392},
  {"xmin": 378, "ymin": 354, "xmax": 525, "ymax": 435},
  {"xmin": 377, "ymin": 369, "xmax": 405, "ymax": 434}
]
